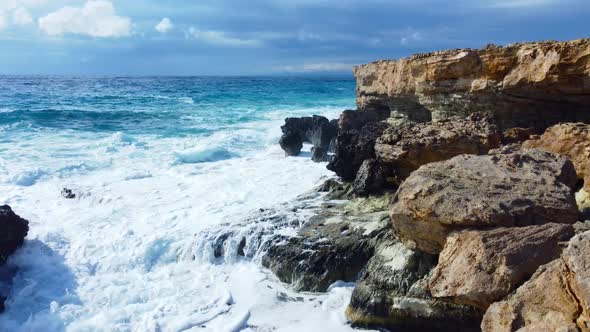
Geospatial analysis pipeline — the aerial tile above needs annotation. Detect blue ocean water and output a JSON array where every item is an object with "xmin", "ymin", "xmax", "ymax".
[{"xmin": 0, "ymin": 76, "xmax": 360, "ymax": 331}]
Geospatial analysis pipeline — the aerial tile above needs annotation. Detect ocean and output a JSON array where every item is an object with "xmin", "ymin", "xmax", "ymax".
[{"xmin": 0, "ymin": 76, "xmax": 359, "ymax": 331}]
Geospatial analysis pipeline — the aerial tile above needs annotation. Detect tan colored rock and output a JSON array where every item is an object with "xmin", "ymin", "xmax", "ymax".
[
  {"xmin": 482, "ymin": 231, "xmax": 590, "ymax": 332},
  {"xmin": 354, "ymin": 38, "xmax": 590, "ymax": 129},
  {"xmin": 429, "ymin": 223, "xmax": 574, "ymax": 309},
  {"xmin": 390, "ymin": 149, "xmax": 578, "ymax": 254},
  {"xmin": 375, "ymin": 112, "xmax": 501, "ymax": 178},
  {"xmin": 523, "ymin": 122, "xmax": 590, "ymax": 191}
]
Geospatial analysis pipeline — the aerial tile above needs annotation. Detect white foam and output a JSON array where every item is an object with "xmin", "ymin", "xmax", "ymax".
[{"xmin": 0, "ymin": 106, "xmax": 364, "ymax": 331}]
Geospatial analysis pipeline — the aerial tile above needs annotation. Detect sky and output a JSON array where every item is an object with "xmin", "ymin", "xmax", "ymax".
[{"xmin": 0, "ymin": 0, "xmax": 588, "ymax": 75}]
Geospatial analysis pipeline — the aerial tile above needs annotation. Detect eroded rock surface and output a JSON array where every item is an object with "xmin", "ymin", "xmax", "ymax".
[
  {"xmin": 429, "ymin": 223, "xmax": 574, "ymax": 309},
  {"xmin": 524, "ymin": 122, "xmax": 590, "ymax": 191},
  {"xmin": 346, "ymin": 235, "xmax": 482, "ymax": 332},
  {"xmin": 354, "ymin": 38, "xmax": 590, "ymax": 129},
  {"xmin": 390, "ymin": 149, "xmax": 579, "ymax": 254},
  {"xmin": 279, "ymin": 115, "xmax": 337, "ymax": 157},
  {"xmin": 375, "ymin": 112, "xmax": 501, "ymax": 178},
  {"xmin": 482, "ymin": 231, "xmax": 590, "ymax": 332}
]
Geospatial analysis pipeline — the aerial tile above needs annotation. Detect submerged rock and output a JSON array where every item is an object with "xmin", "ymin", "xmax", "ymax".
[
  {"xmin": 482, "ymin": 231, "xmax": 590, "ymax": 331},
  {"xmin": 390, "ymin": 149, "xmax": 579, "ymax": 254},
  {"xmin": 61, "ymin": 188, "xmax": 76, "ymax": 199},
  {"xmin": 346, "ymin": 235, "xmax": 482, "ymax": 332},
  {"xmin": 429, "ymin": 223, "xmax": 574, "ymax": 309},
  {"xmin": 375, "ymin": 112, "xmax": 501, "ymax": 178},
  {"xmin": 279, "ymin": 115, "xmax": 337, "ymax": 158},
  {"xmin": 354, "ymin": 38, "xmax": 590, "ymax": 130},
  {"xmin": 524, "ymin": 122, "xmax": 590, "ymax": 191}
]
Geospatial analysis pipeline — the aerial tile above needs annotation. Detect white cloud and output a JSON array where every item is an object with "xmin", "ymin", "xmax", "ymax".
[
  {"xmin": 155, "ymin": 17, "xmax": 173, "ymax": 33},
  {"xmin": 13, "ymin": 7, "xmax": 33, "ymax": 25},
  {"xmin": 400, "ymin": 29, "xmax": 424, "ymax": 46},
  {"xmin": 187, "ymin": 27, "xmax": 262, "ymax": 47},
  {"xmin": 279, "ymin": 62, "xmax": 354, "ymax": 73},
  {"xmin": 0, "ymin": 15, "xmax": 6, "ymax": 31},
  {"xmin": 38, "ymin": 1, "xmax": 131, "ymax": 38}
]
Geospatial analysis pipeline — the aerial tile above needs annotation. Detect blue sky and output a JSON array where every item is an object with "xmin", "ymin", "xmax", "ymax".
[{"xmin": 0, "ymin": 0, "xmax": 588, "ymax": 75}]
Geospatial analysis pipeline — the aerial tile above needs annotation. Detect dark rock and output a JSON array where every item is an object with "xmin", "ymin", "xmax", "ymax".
[
  {"xmin": 501, "ymin": 127, "xmax": 537, "ymax": 144},
  {"xmin": 262, "ymin": 195, "xmax": 391, "ymax": 292},
  {"xmin": 346, "ymin": 233, "xmax": 482, "ymax": 332},
  {"xmin": 352, "ymin": 159, "xmax": 396, "ymax": 197},
  {"xmin": 0, "ymin": 205, "xmax": 29, "ymax": 265},
  {"xmin": 61, "ymin": 188, "xmax": 76, "ymax": 199},
  {"xmin": 311, "ymin": 147, "xmax": 328, "ymax": 162},
  {"xmin": 327, "ymin": 121, "xmax": 389, "ymax": 181},
  {"xmin": 279, "ymin": 115, "xmax": 337, "ymax": 156},
  {"xmin": 337, "ymin": 109, "xmax": 383, "ymax": 132}
]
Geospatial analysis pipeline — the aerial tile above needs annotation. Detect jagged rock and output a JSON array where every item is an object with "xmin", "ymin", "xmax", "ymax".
[
  {"xmin": 310, "ymin": 146, "xmax": 328, "ymax": 162},
  {"xmin": 375, "ymin": 113, "xmax": 501, "ymax": 178},
  {"xmin": 577, "ymin": 188, "xmax": 590, "ymax": 220},
  {"xmin": 262, "ymin": 195, "xmax": 391, "ymax": 292},
  {"xmin": 346, "ymin": 235, "xmax": 482, "ymax": 332},
  {"xmin": 352, "ymin": 159, "xmax": 385, "ymax": 197},
  {"xmin": 429, "ymin": 223, "xmax": 574, "ymax": 309},
  {"xmin": 482, "ymin": 231, "xmax": 590, "ymax": 332},
  {"xmin": 391, "ymin": 149, "xmax": 579, "ymax": 254},
  {"xmin": 523, "ymin": 122, "xmax": 590, "ymax": 191},
  {"xmin": 501, "ymin": 127, "xmax": 537, "ymax": 144},
  {"xmin": 337, "ymin": 109, "xmax": 382, "ymax": 131},
  {"xmin": 354, "ymin": 38, "xmax": 590, "ymax": 130},
  {"xmin": 327, "ymin": 121, "xmax": 389, "ymax": 181},
  {"xmin": 61, "ymin": 188, "xmax": 76, "ymax": 199},
  {"xmin": 0, "ymin": 205, "xmax": 29, "ymax": 265},
  {"xmin": 279, "ymin": 115, "xmax": 337, "ymax": 157}
]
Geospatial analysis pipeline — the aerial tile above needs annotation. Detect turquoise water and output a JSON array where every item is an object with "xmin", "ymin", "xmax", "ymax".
[{"xmin": 0, "ymin": 76, "xmax": 360, "ymax": 331}]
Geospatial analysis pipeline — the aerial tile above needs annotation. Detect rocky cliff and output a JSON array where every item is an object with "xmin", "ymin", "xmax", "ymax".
[{"xmin": 354, "ymin": 38, "xmax": 590, "ymax": 130}]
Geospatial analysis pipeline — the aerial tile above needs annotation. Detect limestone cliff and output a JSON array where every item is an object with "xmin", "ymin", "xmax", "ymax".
[{"xmin": 354, "ymin": 38, "xmax": 590, "ymax": 129}]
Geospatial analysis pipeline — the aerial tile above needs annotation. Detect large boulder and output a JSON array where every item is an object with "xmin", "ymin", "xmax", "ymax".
[
  {"xmin": 0, "ymin": 205, "xmax": 29, "ymax": 265},
  {"xmin": 482, "ymin": 231, "xmax": 590, "ymax": 331},
  {"xmin": 279, "ymin": 115, "xmax": 337, "ymax": 157},
  {"xmin": 523, "ymin": 122, "xmax": 590, "ymax": 191},
  {"xmin": 346, "ymin": 236, "xmax": 482, "ymax": 332},
  {"xmin": 375, "ymin": 112, "xmax": 502, "ymax": 178},
  {"xmin": 327, "ymin": 121, "xmax": 389, "ymax": 181},
  {"xmin": 354, "ymin": 38, "xmax": 590, "ymax": 130},
  {"xmin": 390, "ymin": 149, "xmax": 579, "ymax": 254},
  {"xmin": 429, "ymin": 223, "xmax": 574, "ymax": 309}
]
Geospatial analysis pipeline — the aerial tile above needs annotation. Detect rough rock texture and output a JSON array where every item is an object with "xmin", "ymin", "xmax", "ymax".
[
  {"xmin": 375, "ymin": 113, "xmax": 501, "ymax": 178},
  {"xmin": 346, "ymin": 235, "xmax": 482, "ymax": 332},
  {"xmin": 482, "ymin": 231, "xmax": 590, "ymax": 332},
  {"xmin": 523, "ymin": 122, "xmax": 590, "ymax": 191},
  {"xmin": 279, "ymin": 115, "xmax": 337, "ymax": 157},
  {"xmin": 327, "ymin": 121, "xmax": 389, "ymax": 181},
  {"xmin": 262, "ymin": 194, "xmax": 391, "ymax": 292},
  {"xmin": 337, "ymin": 109, "xmax": 383, "ymax": 131},
  {"xmin": 354, "ymin": 38, "xmax": 590, "ymax": 130},
  {"xmin": 351, "ymin": 159, "xmax": 393, "ymax": 197},
  {"xmin": 429, "ymin": 223, "xmax": 574, "ymax": 309},
  {"xmin": 390, "ymin": 149, "xmax": 579, "ymax": 254},
  {"xmin": 0, "ymin": 205, "xmax": 29, "ymax": 265},
  {"xmin": 578, "ymin": 188, "xmax": 590, "ymax": 220},
  {"xmin": 501, "ymin": 127, "xmax": 538, "ymax": 144}
]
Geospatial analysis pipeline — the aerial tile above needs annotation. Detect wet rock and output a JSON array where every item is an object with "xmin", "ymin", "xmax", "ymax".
[
  {"xmin": 346, "ymin": 235, "xmax": 482, "ymax": 332},
  {"xmin": 429, "ymin": 223, "xmax": 574, "ymax": 309},
  {"xmin": 61, "ymin": 188, "xmax": 76, "ymax": 199},
  {"xmin": 310, "ymin": 146, "xmax": 328, "ymax": 162},
  {"xmin": 354, "ymin": 38, "xmax": 590, "ymax": 130},
  {"xmin": 262, "ymin": 194, "xmax": 391, "ymax": 292},
  {"xmin": 375, "ymin": 112, "xmax": 501, "ymax": 178},
  {"xmin": 327, "ymin": 121, "xmax": 389, "ymax": 181},
  {"xmin": 523, "ymin": 122, "xmax": 590, "ymax": 191},
  {"xmin": 482, "ymin": 231, "xmax": 590, "ymax": 332},
  {"xmin": 279, "ymin": 115, "xmax": 337, "ymax": 157},
  {"xmin": 0, "ymin": 205, "xmax": 29, "ymax": 265},
  {"xmin": 390, "ymin": 149, "xmax": 579, "ymax": 254}
]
